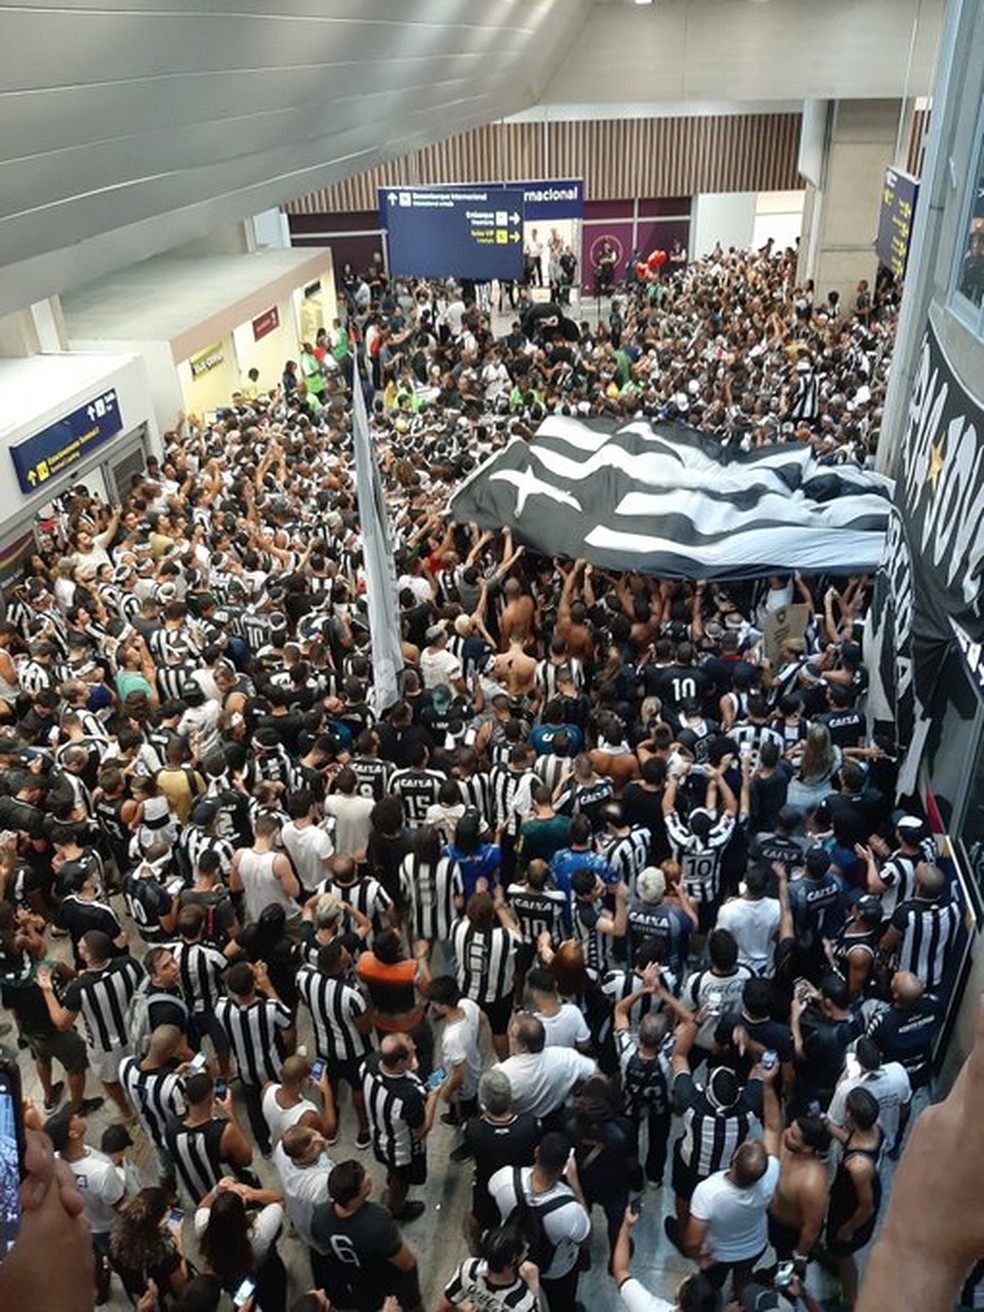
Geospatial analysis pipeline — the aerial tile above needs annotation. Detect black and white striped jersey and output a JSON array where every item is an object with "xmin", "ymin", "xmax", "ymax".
[
  {"xmin": 314, "ymin": 875, "xmax": 393, "ymax": 938},
  {"xmin": 360, "ymin": 1051, "xmax": 427, "ymax": 1169},
  {"xmin": 504, "ymin": 883, "xmax": 567, "ymax": 945},
  {"xmin": 296, "ymin": 965, "xmax": 371, "ymax": 1065},
  {"xmin": 179, "ymin": 826, "xmax": 235, "ymax": 881},
  {"xmin": 664, "ymin": 811, "xmax": 735, "ymax": 905},
  {"xmin": 451, "ymin": 920, "xmax": 520, "ymax": 1004},
  {"xmin": 119, "ymin": 1056, "xmax": 187, "ymax": 1150},
  {"xmin": 164, "ymin": 1116, "xmax": 227, "ymax": 1205},
  {"xmin": 533, "ymin": 752, "xmax": 571, "ymax": 797},
  {"xmin": 401, "ymin": 851, "xmax": 464, "ymax": 943},
  {"xmin": 535, "ymin": 656, "xmax": 583, "ymax": 702},
  {"xmin": 673, "ymin": 1070, "xmax": 760, "ymax": 1180},
  {"xmin": 602, "ymin": 827, "xmax": 652, "ymax": 893},
  {"xmin": 891, "ymin": 896, "xmax": 962, "ymax": 992},
  {"xmin": 171, "ymin": 940, "xmax": 227, "ymax": 1013},
  {"xmin": 489, "ymin": 766, "xmax": 537, "ymax": 837},
  {"xmin": 571, "ymin": 897, "xmax": 612, "ymax": 979},
  {"xmin": 213, "ymin": 995, "xmax": 291, "ymax": 1087},
  {"xmin": 63, "ymin": 957, "xmax": 144, "ymax": 1054},
  {"xmin": 457, "ymin": 773, "xmax": 493, "ymax": 825},
  {"xmin": 19, "ymin": 659, "xmax": 53, "ymax": 695},
  {"xmin": 156, "ymin": 663, "xmax": 194, "ymax": 703},
  {"xmin": 389, "ymin": 767, "xmax": 446, "ymax": 826},
  {"xmin": 349, "ymin": 755, "xmax": 393, "ymax": 802}
]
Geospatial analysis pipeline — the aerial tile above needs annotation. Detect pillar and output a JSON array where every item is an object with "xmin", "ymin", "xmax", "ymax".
[{"xmin": 797, "ymin": 99, "xmax": 905, "ymax": 305}]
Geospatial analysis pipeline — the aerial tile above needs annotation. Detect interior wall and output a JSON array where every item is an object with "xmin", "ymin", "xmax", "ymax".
[
  {"xmin": 290, "ymin": 114, "xmax": 801, "ymax": 214},
  {"xmin": 692, "ymin": 193, "xmax": 758, "ymax": 258},
  {"xmin": 0, "ymin": 354, "xmax": 155, "ymax": 523},
  {"xmin": 231, "ymin": 301, "xmax": 296, "ymax": 394},
  {"xmin": 176, "ymin": 337, "xmax": 238, "ymax": 420},
  {"xmin": 71, "ymin": 338, "xmax": 181, "ymax": 441},
  {"xmin": 539, "ymin": 0, "xmax": 942, "ymax": 105}
]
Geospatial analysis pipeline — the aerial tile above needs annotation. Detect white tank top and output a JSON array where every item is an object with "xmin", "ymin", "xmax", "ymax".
[{"xmin": 238, "ymin": 847, "xmax": 297, "ymax": 923}]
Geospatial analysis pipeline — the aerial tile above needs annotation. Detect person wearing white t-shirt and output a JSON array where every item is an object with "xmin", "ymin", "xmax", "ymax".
[
  {"xmin": 493, "ymin": 1013, "xmax": 596, "ymax": 1124},
  {"xmin": 528, "ymin": 968, "xmax": 592, "ymax": 1052},
  {"xmin": 715, "ymin": 865, "xmax": 782, "ymax": 976},
  {"xmin": 273, "ymin": 1123, "xmax": 335, "ymax": 1285},
  {"xmin": 45, "ymin": 1107, "xmax": 126, "ymax": 1307},
  {"xmin": 424, "ymin": 975, "xmax": 485, "ymax": 1121},
  {"xmin": 420, "ymin": 623, "xmax": 465, "ymax": 693},
  {"xmin": 678, "ymin": 1063, "xmax": 782, "ymax": 1300},
  {"xmin": 825, "ymin": 1037, "xmax": 911, "ymax": 1154},
  {"xmin": 282, "ymin": 791, "xmax": 335, "ymax": 891},
  {"xmin": 322, "ymin": 768, "xmax": 376, "ymax": 859},
  {"xmin": 613, "ymin": 1205, "xmax": 719, "ymax": 1311}
]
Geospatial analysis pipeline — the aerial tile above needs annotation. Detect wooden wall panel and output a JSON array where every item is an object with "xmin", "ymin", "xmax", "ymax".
[
  {"xmin": 285, "ymin": 112, "xmax": 803, "ymax": 213},
  {"xmin": 908, "ymin": 107, "xmax": 930, "ymax": 178}
]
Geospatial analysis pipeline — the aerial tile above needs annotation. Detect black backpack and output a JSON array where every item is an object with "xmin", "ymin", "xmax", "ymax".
[{"xmin": 506, "ymin": 1167, "xmax": 572, "ymax": 1270}]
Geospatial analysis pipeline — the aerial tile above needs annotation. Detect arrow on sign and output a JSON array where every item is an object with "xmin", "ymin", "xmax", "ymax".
[
  {"xmin": 387, "ymin": 192, "xmax": 398, "ymax": 204},
  {"xmin": 510, "ymin": 232, "xmax": 521, "ymax": 243},
  {"xmin": 509, "ymin": 212, "xmax": 520, "ymax": 225},
  {"xmin": 87, "ymin": 405, "xmax": 96, "ymax": 421}
]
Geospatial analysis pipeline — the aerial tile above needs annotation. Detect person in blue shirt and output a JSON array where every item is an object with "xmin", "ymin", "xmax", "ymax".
[
  {"xmin": 446, "ymin": 807, "xmax": 501, "ymax": 899},
  {"xmin": 550, "ymin": 814, "xmax": 614, "ymax": 928},
  {"xmin": 786, "ymin": 846, "xmax": 846, "ymax": 983}
]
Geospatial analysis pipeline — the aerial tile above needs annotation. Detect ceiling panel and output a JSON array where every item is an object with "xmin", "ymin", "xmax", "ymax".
[{"xmin": 0, "ymin": 0, "xmax": 590, "ymax": 311}]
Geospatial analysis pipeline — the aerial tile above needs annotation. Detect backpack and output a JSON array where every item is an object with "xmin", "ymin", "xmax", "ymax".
[
  {"xmin": 505, "ymin": 1167, "xmax": 572, "ymax": 1270},
  {"xmin": 127, "ymin": 978, "xmax": 189, "ymax": 1056}
]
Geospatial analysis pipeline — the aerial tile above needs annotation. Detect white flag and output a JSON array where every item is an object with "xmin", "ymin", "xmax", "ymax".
[{"xmin": 352, "ymin": 368, "xmax": 403, "ymax": 713}]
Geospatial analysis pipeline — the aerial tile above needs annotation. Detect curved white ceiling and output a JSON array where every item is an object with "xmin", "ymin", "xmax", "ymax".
[
  {"xmin": 0, "ymin": 0, "xmax": 943, "ymax": 317},
  {"xmin": 0, "ymin": 0, "xmax": 592, "ymax": 313}
]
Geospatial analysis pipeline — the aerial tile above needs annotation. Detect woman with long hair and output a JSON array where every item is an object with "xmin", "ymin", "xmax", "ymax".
[
  {"xmin": 195, "ymin": 1180, "xmax": 285, "ymax": 1312},
  {"xmin": 110, "ymin": 1187, "xmax": 190, "ymax": 1308},
  {"xmin": 786, "ymin": 721, "xmax": 841, "ymax": 812}
]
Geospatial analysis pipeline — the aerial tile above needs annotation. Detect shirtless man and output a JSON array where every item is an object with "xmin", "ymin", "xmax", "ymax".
[
  {"xmin": 768, "ymin": 1114, "xmax": 831, "ymax": 1264},
  {"xmin": 491, "ymin": 637, "xmax": 538, "ymax": 699},
  {"xmin": 556, "ymin": 560, "xmax": 595, "ymax": 666},
  {"xmin": 498, "ymin": 577, "xmax": 536, "ymax": 652}
]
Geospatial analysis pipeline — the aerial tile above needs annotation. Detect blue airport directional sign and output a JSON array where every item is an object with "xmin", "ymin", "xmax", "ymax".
[
  {"xmin": 876, "ymin": 167, "xmax": 920, "ymax": 281},
  {"xmin": 380, "ymin": 185, "xmax": 525, "ymax": 280},
  {"xmin": 10, "ymin": 389, "xmax": 124, "ymax": 495}
]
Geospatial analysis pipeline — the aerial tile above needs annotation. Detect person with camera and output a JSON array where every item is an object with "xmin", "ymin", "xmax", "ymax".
[{"xmin": 739, "ymin": 1269, "xmax": 825, "ymax": 1312}]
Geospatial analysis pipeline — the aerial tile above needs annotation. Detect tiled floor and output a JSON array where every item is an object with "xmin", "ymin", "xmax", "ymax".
[{"xmin": 12, "ymin": 975, "xmax": 856, "ymax": 1312}]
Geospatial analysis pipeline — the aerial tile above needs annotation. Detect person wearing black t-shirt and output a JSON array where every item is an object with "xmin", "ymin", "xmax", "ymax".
[
  {"xmin": 54, "ymin": 869, "xmax": 128, "ymax": 970},
  {"xmin": 790, "ymin": 974, "xmax": 862, "ymax": 1115},
  {"xmin": 310, "ymin": 1157, "xmax": 423, "ymax": 1312},
  {"xmin": 815, "ymin": 685, "xmax": 866, "ymax": 750},
  {"xmin": 461, "ymin": 1068, "xmax": 540, "ymax": 1241}
]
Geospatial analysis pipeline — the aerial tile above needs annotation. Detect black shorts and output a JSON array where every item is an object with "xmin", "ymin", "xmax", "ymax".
[
  {"xmin": 480, "ymin": 994, "xmax": 513, "ymax": 1037},
  {"xmin": 768, "ymin": 1215, "xmax": 800, "ymax": 1260},
  {"xmin": 671, "ymin": 1142, "xmax": 702, "ymax": 1202},
  {"xmin": 327, "ymin": 1057, "xmax": 363, "ymax": 1092},
  {"xmin": 25, "ymin": 1027, "xmax": 88, "ymax": 1075},
  {"xmin": 515, "ymin": 941, "xmax": 536, "ymax": 975},
  {"xmin": 385, "ymin": 1155, "xmax": 427, "ymax": 1187},
  {"xmin": 194, "ymin": 1011, "xmax": 231, "ymax": 1054}
]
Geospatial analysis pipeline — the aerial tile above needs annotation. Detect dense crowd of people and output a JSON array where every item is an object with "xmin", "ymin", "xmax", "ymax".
[{"xmin": 0, "ymin": 243, "xmax": 973, "ymax": 1312}]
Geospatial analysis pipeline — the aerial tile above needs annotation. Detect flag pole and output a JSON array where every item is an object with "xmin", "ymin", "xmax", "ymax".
[{"xmin": 351, "ymin": 356, "xmax": 403, "ymax": 714}]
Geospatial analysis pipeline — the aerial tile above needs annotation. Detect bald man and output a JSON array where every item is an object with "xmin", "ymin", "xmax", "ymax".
[
  {"xmin": 360, "ymin": 1033, "xmax": 442, "ymax": 1221},
  {"xmin": 262, "ymin": 1053, "xmax": 336, "ymax": 1147},
  {"xmin": 678, "ymin": 1062, "xmax": 782, "ymax": 1301}
]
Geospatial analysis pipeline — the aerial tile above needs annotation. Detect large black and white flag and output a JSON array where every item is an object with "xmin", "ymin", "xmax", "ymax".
[
  {"xmin": 449, "ymin": 416, "xmax": 894, "ymax": 580},
  {"xmin": 352, "ymin": 366, "xmax": 403, "ymax": 713}
]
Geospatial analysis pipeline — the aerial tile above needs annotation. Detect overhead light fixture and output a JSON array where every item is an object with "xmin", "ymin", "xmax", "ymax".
[{"xmin": 633, "ymin": 0, "xmax": 654, "ymax": 6}]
